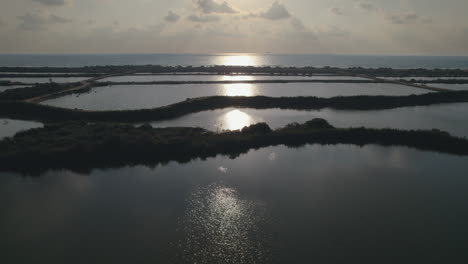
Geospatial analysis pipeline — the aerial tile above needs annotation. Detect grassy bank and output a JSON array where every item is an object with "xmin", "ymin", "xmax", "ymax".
[{"xmin": 0, "ymin": 119, "xmax": 466, "ymax": 174}]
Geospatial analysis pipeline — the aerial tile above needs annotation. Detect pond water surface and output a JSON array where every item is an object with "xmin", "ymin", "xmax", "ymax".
[
  {"xmin": 423, "ymin": 83, "xmax": 468, "ymax": 91},
  {"xmin": 148, "ymin": 103, "xmax": 468, "ymax": 138},
  {"xmin": 1, "ymin": 144, "xmax": 468, "ymax": 263},
  {"xmin": 0, "ymin": 119, "xmax": 43, "ymax": 140},
  {"xmin": 41, "ymin": 83, "xmax": 427, "ymax": 111}
]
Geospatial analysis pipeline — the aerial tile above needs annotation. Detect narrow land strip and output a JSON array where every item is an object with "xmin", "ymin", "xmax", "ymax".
[
  {"xmin": 1, "ymin": 119, "xmax": 467, "ymax": 174},
  {"xmin": 2, "ymin": 91, "xmax": 468, "ymax": 123}
]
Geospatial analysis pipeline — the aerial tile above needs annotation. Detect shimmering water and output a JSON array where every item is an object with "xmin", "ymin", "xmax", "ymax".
[
  {"xmin": 41, "ymin": 83, "xmax": 426, "ymax": 111},
  {"xmin": 0, "ymin": 119, "xmax": 43, "ymax": 140},
  {"xmin": 149, "ymin": 103, "xmax": 468, "ymax": 138},
  {"xmin": 1, "ymin": 145, "xmax": 468, "ymax": 263}
]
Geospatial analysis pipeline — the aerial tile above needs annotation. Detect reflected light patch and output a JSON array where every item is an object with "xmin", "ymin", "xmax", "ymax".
[
  {"xmin": 221, "ymin": 75, "xmax": 255, "ymax": 82},
  {"xmin": 268, "ymin": 152, "xmax": 277, "ymax": 161},
  {"xmin": 218, "ymin": 166, "xmax": 229, "ymax": 174},
  {"xmin": 177, "ymin": 184, "xmax": 269, "ymax": 263},
  {"xmin": 223, "ymin": 109, "xmax": 253, "ymax": 131},
  {"xmin": 223, "ymin": 83, "xmax": 256, "ymax": 96},
  {"xmin": 219, "ymin": 55, "xmax": 259, "ymax": 66}
]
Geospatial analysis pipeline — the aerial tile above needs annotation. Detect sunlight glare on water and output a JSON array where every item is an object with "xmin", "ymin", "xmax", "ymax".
[
  {"xmin": 222, "ymin": 83, "xmax": 256, "ymax": 96},
  {"xmin": 222, "ymin": 110, "xmax": 254, "ymax": 131},
  {"xmin": 176, "ymin": 184, "xmax": 269, "ymax": 264},
  {"xmin": 218, "ymin": 54, "xmax": 260, "ymax": 66},
  {"xmin": 221, "ymin": 75, "xmax": 255, "ymax": 82}
]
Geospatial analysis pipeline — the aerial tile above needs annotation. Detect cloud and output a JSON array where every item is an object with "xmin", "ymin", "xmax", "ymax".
[
  {"xmin": 17, "ymin": 12, "xmax": 72, "ymax": 31},
  {"xmin": 187, "ymin": 14, "xmax": 221, "ymax": 23},
  {"xmin": 358, "ymin": 2, "xmax": 377, "ymax": 11},
  {"xmin": 260, "ymin": 2, "xmax": 291, "ymax": 20},
  {"xmin": 32, "ymin": 0, "xmax": 68, "ymax": 6},
  {"xmin": 164, "ymin": 11, "xmax": 180, "ymax": 23},
  {"xmin": 194, "ymin": 0, "xmax": 236, "ymax": 14},
  {"xmin": 17, "ymin": 13, "xmax": 48, "ymax": 31},
  {"xmin": 422, "ymin": 17, "xmax": 433, "ymax": 24},
  {"xmin": 291, "ymin": 18, "xmax": 305, "ymax": 30},
  {"xmin": 49, "ymin": 14, "xmax": 72, "ymax": 23},
  {"xmin": 387, "ymin": 13, "xmax": 431, "ymax": 25},
  {"xmin": 330, "ymin": 7, "xmax": 344, "ymax": 16}
]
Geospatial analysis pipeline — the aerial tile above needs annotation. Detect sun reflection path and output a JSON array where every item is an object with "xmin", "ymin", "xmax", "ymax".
[
  {"xmin": 222, "ymin": 83, "xmax": 256, "ymax": 97},
  {"xmin": 221, "ymin": 109, "xmax": 253, "ymax": 131},
  {"xmin": 219, "ymin": 54, "xmax": 259, "ymax": 66},
  {"xmin": 176, "ymin": 184, "xmax": 270, "ymax": 264},
  {"xmin": 221, "ymin": 75, "xmax": 255, "ymax": 82}
]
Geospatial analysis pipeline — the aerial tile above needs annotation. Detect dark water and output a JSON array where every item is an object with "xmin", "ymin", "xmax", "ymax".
[
  {"xmin": 1, "ymin": 54, "xmax": 468, "ymax": 68},
  {"xmin": 149, "ymin": 103, "xmax": 468, "ymax": 138},
  {"xmin": 0, "ymin": 119, "xmax": 43, "ymax": 140},
  {"xmin": 41, "ymin": 83, "xmax": 426, "ymax": 111},
  {"xmin": 1, "ymin": 144, "xmax": 468, "ymax": 263}
]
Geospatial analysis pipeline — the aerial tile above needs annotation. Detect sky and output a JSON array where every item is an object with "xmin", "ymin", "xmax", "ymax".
[{"xmin": 0, "ymin": 0, "xmax": 467, "ymax": 55}]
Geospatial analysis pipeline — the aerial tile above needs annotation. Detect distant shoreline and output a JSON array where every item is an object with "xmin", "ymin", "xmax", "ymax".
[
  {"xmin": 0, "ymin": 53, "xmax": 467, "ymax": 69},
  {"xmin": 1, "ymin": 65, "xmax": 468, "ymax": 76}
]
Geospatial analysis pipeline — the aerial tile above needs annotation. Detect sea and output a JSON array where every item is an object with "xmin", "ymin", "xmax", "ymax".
[{"xmin": 0, "ymin": 53, "xmax": 468, "ymax": 68}]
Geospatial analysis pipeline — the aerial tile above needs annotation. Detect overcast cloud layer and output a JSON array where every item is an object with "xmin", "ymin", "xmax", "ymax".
[{"xmin": 0, "ymin": 0, "xmax": 467, "ymax": 55}]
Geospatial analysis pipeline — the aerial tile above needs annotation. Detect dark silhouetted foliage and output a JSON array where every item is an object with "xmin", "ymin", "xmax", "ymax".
[{"xmin": 1, "ymin": 120, "xmax": 467, "ymax": 174}]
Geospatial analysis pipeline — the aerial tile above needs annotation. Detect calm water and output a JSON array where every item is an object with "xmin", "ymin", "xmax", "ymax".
[
  {"xmin": 0, "ymin": 119, "xmax": 43, "ymax": 140},
  {"xmin": 0, "ymin": 77, "xmax": 87, "ymax": 84},
  {"xmin": 41, "ymin": 83, "xmax": 426, "ymax": 111},
  {"xmin": 102, "ymin": 74, "xmax": 370, "ymax": 82},
  {"xmin": 1, "ymin": 54, "xmax": 468, "ymax": 68},
  {"xmin": 425, "ymin": 83, "xmax": 468, "ymax": 91},
  {"xmin": 0, "ymin": 86, "xmax": 27, "ymax": 92},
  {"xmin": 1, "ymin": 145, "xmax": 468, "ymax": 263},
  {"xmin": 383, "ymin": 77, "xmax": 468, "ymax": 81},
  {"xmin": 148, "ymin": 103, "xmax": 468, "ymax": 138}
]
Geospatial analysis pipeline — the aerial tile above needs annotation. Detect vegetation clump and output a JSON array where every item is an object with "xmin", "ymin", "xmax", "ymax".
[
  {"xmin": 303, "ymin": 118, "xmax": 335, "ymax": 129},
  {"xmin": 0, "ymin": 82, "xmax": 79, "ymax": 101},
  {"xmin": 241, "ymin": 123, "xmax": 272, "ymax": 134}
]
